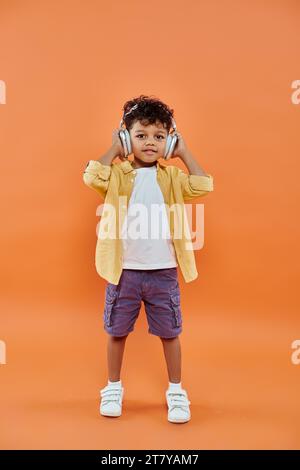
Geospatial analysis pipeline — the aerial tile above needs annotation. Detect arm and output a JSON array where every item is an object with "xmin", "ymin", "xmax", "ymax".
[
  {"xmin": 178, "ymin": 149, "xmax": 214, "ymax": 201},
  {"xmin": 83, "ymin": 145, "xmax": 118, "ymax": 199}
]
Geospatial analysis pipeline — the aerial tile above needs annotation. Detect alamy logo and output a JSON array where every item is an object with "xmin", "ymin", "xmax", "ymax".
[
  {"xmin": 291, "ymin": 80, "xmax": 300, "ymax": 105},
  {"xmin": 291, "ymin": 340, "xmax": 300, "ymax": 365},
  {"xmin": 0, "ymin": 340, "xmax": 6, "ymax": 365},
  {"xmin": 95, "ymin": 198, "xmax": 206, "ymax": 251},
  {"xmin": 0, "ymin": 80, "xmax": 6, "ymax": 104}
]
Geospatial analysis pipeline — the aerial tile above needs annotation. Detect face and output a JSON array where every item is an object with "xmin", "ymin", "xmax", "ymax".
[{"xmin": 129, "ymin": 120, "xmax": 168, "ymax": 167}]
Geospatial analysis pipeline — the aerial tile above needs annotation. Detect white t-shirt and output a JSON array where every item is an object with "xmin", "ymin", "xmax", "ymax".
[{"xmin": 121, "ymin": 165, "xmax": 178, "ymax": 269}]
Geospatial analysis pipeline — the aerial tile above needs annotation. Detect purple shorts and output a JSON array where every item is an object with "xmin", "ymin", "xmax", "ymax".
[{"xmin": 103, "ymin": 267, "xmax": 183, "ymax": 338}]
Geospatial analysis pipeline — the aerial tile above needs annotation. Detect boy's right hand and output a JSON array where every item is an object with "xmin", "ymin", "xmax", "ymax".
[{"xmin": 111, "ymin": 127, "xmax": 127, "ymax": 161}]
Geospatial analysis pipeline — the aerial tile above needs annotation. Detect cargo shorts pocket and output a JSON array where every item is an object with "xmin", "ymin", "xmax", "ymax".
[
  {"xmin": 170, "ymin": 286, "xmax": 182, "ymax": 328},
  {"xmin": 104, "ymin": 283, "xmax": 119, "ymax": 327}
]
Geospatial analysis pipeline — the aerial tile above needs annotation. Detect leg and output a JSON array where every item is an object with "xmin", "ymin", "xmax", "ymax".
[
  {"xmin": 161, "ymin": 336, "xmax": 191, "ymax": 423},
  {"xmin": 160, "ymin": 336, "xmax": 181, "ymax": 383},
  {"xmin": 107, "ymin": 334, "xmax": 128, "ymax": 382}
]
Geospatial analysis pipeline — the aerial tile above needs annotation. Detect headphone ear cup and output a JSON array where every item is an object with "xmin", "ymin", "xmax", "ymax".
[
  {"xmin": 119, "ymin": 129, "xmax": 131, "ymax": 157},
  {"xmin": 164, "ymin": 134, "xmax": 172, "ymax": 159},
  {"xmin": 164, "ymin": 134, "xmax": 178, "ymax": 159},
  {"xmin": 124, "ymin": 128, "xmax": 132, "ymax": 155}
]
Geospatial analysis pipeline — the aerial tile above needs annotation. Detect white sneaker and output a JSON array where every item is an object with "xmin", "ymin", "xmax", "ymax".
[
  {"xmin": 100, "ymin": 383, "xmax": 124, "ymax": 417},
  {"xmin": 166, "ymin": 388, "xmax": 191, "ymax": 423}
]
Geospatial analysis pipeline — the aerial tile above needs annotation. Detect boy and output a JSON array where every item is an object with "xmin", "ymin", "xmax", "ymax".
[{"xmin": 83, "ymin": 95, "xmax": 214, "ymax": 423}]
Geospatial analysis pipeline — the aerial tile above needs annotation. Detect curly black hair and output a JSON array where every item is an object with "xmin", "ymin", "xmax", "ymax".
[{"xmin": 122, "ymin": 94, "xmax": 174, "ymax": 133}]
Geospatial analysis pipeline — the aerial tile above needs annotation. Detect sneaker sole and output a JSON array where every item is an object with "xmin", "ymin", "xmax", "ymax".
[
  {"xmin": 168, "ymin": 414, "xmax": 191, "ymax": 423},
  {"xmin": 100, "ymin": 409, "xmax": 122, "ymax": 417}
]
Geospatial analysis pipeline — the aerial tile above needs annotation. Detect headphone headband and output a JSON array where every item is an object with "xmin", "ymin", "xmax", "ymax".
[{"xmin": 120, "ymin": 103, "xmax": 176, "ymax": 131}]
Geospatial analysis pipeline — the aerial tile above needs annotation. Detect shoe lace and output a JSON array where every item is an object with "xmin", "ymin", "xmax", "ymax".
[
  {"xmin": 100, "ymin": 386, "xmax": 122, "ymax": 405},
  {"xmin": 167, "ymin": 391, "xmax": 191, "ymax": 413}
]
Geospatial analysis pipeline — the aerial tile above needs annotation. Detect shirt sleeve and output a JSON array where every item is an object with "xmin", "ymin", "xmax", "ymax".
[
  {"xmin": 178, "ymin": 168, "xmax": 214, "ymax": 201},
  {"xmin": 83, "ymin": 160, "xmax": 112, "ymax": 199}
]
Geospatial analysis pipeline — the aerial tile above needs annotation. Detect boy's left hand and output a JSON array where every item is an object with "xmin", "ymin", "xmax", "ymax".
[{"xmin": 168, "ymin": 132, "xmax": 187, "ymax": 159}]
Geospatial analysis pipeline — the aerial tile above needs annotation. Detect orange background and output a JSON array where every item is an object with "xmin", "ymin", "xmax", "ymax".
[{"xmin": 1, "ymin": 0, "xmax": 300, "ymax": 449}]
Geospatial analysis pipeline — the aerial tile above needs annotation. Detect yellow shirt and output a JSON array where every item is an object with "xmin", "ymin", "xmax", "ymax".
[{"xmin": 83, "ymin": 159, "xmax": 214, "ymax": 285}]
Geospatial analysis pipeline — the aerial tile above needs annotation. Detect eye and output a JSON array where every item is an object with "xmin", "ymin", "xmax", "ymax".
[{"xmin": 135, "ymin": 134, "xmax": 165, "ymax": 139}]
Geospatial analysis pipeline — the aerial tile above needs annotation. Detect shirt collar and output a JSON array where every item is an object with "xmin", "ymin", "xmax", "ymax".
[{"xmin": 119, "ymin": 159, "xmax": 167, "ymax": 174}]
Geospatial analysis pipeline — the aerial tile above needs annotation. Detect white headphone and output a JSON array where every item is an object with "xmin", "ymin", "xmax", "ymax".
[{"xmin": 118, "ymin": 103, "xmax": 178, "ymax": 160}]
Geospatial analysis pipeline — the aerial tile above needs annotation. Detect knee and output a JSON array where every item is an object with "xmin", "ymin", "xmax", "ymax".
[
  {"xmin": 111, "ymin": 334, "xmax": 129, "ymax": 340},
  {"xmin": 159, "ymin": 335, "xmax": 178, "ymax": 341}
]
